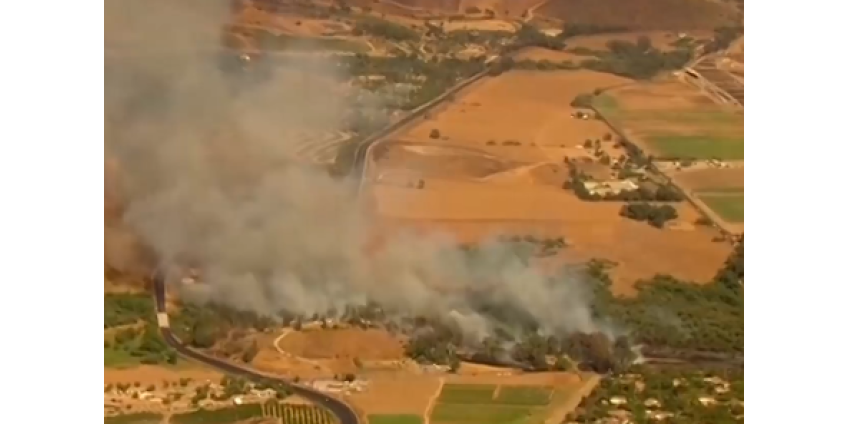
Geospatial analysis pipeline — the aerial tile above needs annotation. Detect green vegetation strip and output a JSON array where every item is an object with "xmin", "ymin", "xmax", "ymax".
[
  {"xmin": 369, "ymin": 414, "xmax": 424, "ymax": 424},
  {"xmin": 105, "ymin": 413, "xmax": 163, "ymax": 424},
  {"xmin": 698, "ymin": 193, "xmax": 744, "ymax": 223},
  {"xmin": 171, "ymin": 404, "xmax": 262, "ymax": 424},
  {"xmin": 627, "ymin": 110, "xmax": 743, "ymax": 126},
  {"xmin": 431, "ymin": 403, "xmax": 534, "ymax": 424},
  {"xmin": 646, "ymin": 135, "xmax": 744, "ymax": 160},
  {"xmin": 437, "ymin": 384, "xmax": 497, "ymax": 404},
  {"xmin": 494, "ymin": 386, "xmax": 553, "ymax": 406}
]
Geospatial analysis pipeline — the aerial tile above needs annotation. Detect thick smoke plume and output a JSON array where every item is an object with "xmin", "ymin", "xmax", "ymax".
[{"xmin": 106, "ymin": 0, "xmax": 615, "ymax": 343}]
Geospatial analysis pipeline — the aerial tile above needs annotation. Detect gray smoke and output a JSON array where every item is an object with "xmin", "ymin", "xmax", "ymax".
[{"xmin": 106, "ymin": 0, "xmax": 616, "ymax": 342}]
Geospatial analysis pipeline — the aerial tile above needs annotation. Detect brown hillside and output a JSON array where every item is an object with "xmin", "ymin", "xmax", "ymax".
[
  {"xmin": 384, "ymin": 0, "xmax": 463, "ymax": 13},
  {"xmin": 538, "ymin": 0, "xmax": 741, "ymax": 30}
]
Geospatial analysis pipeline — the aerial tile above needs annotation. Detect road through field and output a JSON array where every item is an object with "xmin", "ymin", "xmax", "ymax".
[
  {"xmin": 423, "ymin": 377, "xmax": 446, "ymax": 424},
  {"xmin": 152, "ymin": 273, "xmax": 360, "ymax": 424}
]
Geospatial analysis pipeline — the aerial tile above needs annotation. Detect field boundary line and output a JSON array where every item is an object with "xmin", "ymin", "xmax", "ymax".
[
  {"xmin": 590, "ymin": 104, "xmax": 739, "ymax": 240},
  {"xmin": 424, "ymin": 377, "xmax": 445, "ymax": 424}
]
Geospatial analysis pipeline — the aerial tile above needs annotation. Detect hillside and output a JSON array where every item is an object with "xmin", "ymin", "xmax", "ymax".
[{"xmin": 537, "ymin": 0, "xmax": 741, "ymax": 30}]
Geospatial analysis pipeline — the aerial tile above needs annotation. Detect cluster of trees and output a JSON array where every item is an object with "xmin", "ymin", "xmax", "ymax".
[
  {"xmin": 619, "ymin": 203, "xmax": 679, "ymax": 228},
  {"xmin": 580, "ymin": 38, "xmax": 693, "ymax": 80},
  {"xmin": 352, "ymin": 16, "xmax": 419, "ymax": 41},
  {"xmin": 172, "ymin": 303, "xmax": 275, "ymax": 349},
  {"xmin": 106, "ymin": 323, "xmax": 178, "ymax": 365},
  {"xmin": 589, "ymin": 238, "xmax": 744, "ymax": 355},
  {"xmin": 569, "ymin": 368, "xmax": 743, "ymax": 424},
  {"xmin": 105, "ymin": 293, "xmax": 156, "ymax": 328},
  {"xmin": 404, "ymin": 322, "xmax": 638, "ymax": 374}
]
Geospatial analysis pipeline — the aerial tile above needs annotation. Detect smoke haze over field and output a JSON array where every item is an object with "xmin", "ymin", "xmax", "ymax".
[{"xmin": 105, "ymin": 0, "xmax": 616, "ymax": 343}]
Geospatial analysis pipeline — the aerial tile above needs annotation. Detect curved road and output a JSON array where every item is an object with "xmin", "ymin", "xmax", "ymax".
[{"xmin": 152, "ymin": 273, "xmax": 359, "ymax": 424}]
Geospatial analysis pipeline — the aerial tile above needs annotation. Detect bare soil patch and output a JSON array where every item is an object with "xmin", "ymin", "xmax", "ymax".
[
  {"xmin": 104, "ymin": 365, "xmax": 223, "ymax": 385},
  {"xmin": 537, "ymin": 0, "xmax": 740, "ymax": 30}
]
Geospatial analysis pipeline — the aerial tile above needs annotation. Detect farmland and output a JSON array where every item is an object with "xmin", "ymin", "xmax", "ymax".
[
  {"xmin": 536, "ymin": 0, "xmax": 741, "ymax": 30},
  {"xmin": 594, "ymin": 82, "xmax": 743, "ymax": 160},
  {"xmin": 591, "ymin": 75, "xmax": 744, "ymax": 231},
  {"xmin": 366, "ymin": 70, "xmax": 731, "ymax": 294},
  {"xmin": 427, "ymin": 383, "xmax": 560, "ymax": 424},
  {"xmin": 698, "ymin": 192, "xmax": 744, "ymax": 223}
]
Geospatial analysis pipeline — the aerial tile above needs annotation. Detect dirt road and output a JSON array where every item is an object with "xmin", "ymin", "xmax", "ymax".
[
  {"xmin": 544, "ymin": 374, "xmax": 601, "ymax": 424},
  {"xmin": 423, "ymin": 377, "xmax": 445, "ymax": 424}
]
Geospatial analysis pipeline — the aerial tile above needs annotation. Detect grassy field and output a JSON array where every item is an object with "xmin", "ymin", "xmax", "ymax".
[
  {"xmin": 104, "ymin": 346, "xmax": 139, "ymax": 367},
  {"xmin": 593, "ymin": 87, "xmax": 744, "ymax": 161},
  {"xmin": 430, "ymin": 403, "xmax": 535, "ymax": 424},
  {"xmin": 428, "ymin": 384, "xmax": 555, "ymax": 424},
  {"xmin": 698, "ymin": 193, "xmax": 744, "ymax": 223},
  {"xmin": 368, "ymin": 414, "xmax": 424, "ymax": 424},
  {"xmin": 171, "ymin": 404, "xmax": 263, "ymax": 424},
  {"xmin": 646, "ymin": 135, "xmax": 744, "ymax": 160},
  {"xmin": 438, "ymin": 384, "xmax": 498, "ymax": 404},
  {"xmin": 105, "ymin": 413, "xmax": 163, "ymax": 424},
  {"xmin": 494, "ymin": 386, "xmax": 554, "ymax": 406}
]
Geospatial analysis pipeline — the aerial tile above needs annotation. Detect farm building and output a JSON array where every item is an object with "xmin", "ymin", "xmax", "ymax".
[{"xmin": 582, "ymin": 180, "xmax": 639, "ymax": 196}]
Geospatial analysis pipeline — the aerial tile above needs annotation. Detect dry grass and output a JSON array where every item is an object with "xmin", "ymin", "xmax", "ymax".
[
  {"xmin": 537, "ymin": 0, "xmax": 740, "ymax": 30},
  {"xmin": 104, "ymin": 365, "xmax": 223, "ymax": 385},
  {"xmin": 669, "ymin": 166, "xmax": 744, "ymax": 193},
  {"xmin": 276, "ymin": 327, "xmax": 406, "ymax": 360}
]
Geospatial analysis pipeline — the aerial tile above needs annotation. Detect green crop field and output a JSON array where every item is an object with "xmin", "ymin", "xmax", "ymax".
[
  {"xmin": 646, "ymin": 135, "xmax": 744, "ymax": 160},
  {"xmin": 430, "ymin": 403, "xmax": 535, "ymax": 424},
  {"xmin": 105, "ymin": 413, "xmax": 163, "ymax": 424},
  {"xmin": 698, "ymin": 193, "xmax": 744, "ymax": 223},
  {"xmin": 368, "ymin": 414, "xmax": 424, "ymax": 424},
  {"xmin": 494, "ymin": 386, "xmax": 553, "ymax": 406},
  {"xmin": 437, "ymin": 384, "xmax": 497, "ymax": 404},
  {"xmin": 171, "ymin": 404, "xmax": 263, "ymax": 424}
]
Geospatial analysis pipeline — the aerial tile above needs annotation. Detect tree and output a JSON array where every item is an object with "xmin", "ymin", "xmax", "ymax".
[
  {"xmin": 189, "ymin": 321, "xmax": 217, "ymax": 348},
  {"xmin": 429, "ymin": 129, "xmax": 441, "ymax": 139},
  {"xmin": 448, "ymin": 356, "xmax": 461, "ymax": 373},
  {"xmin": 242, "ymin": 340, "xmax": 259, "ymax": 363}
]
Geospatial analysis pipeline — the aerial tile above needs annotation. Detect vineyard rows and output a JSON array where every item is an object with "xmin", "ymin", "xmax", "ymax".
[{"xmin": 262, "ymin": 402, "xmax": 339, "ymax": 424}]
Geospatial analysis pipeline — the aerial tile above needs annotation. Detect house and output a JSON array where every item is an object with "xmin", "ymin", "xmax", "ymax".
[
  {"xmin": 609, "ymin": 396, "xmax": 628, "ymax": 406},
  {"xmin": 583, "ymin": 180, "xmax": 639, "ymax": 196}
]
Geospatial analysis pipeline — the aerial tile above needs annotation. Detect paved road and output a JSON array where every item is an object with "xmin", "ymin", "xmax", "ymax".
[{"xmin": 151, "ymin": 273, "xmax": 360, "ymax": 424}]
